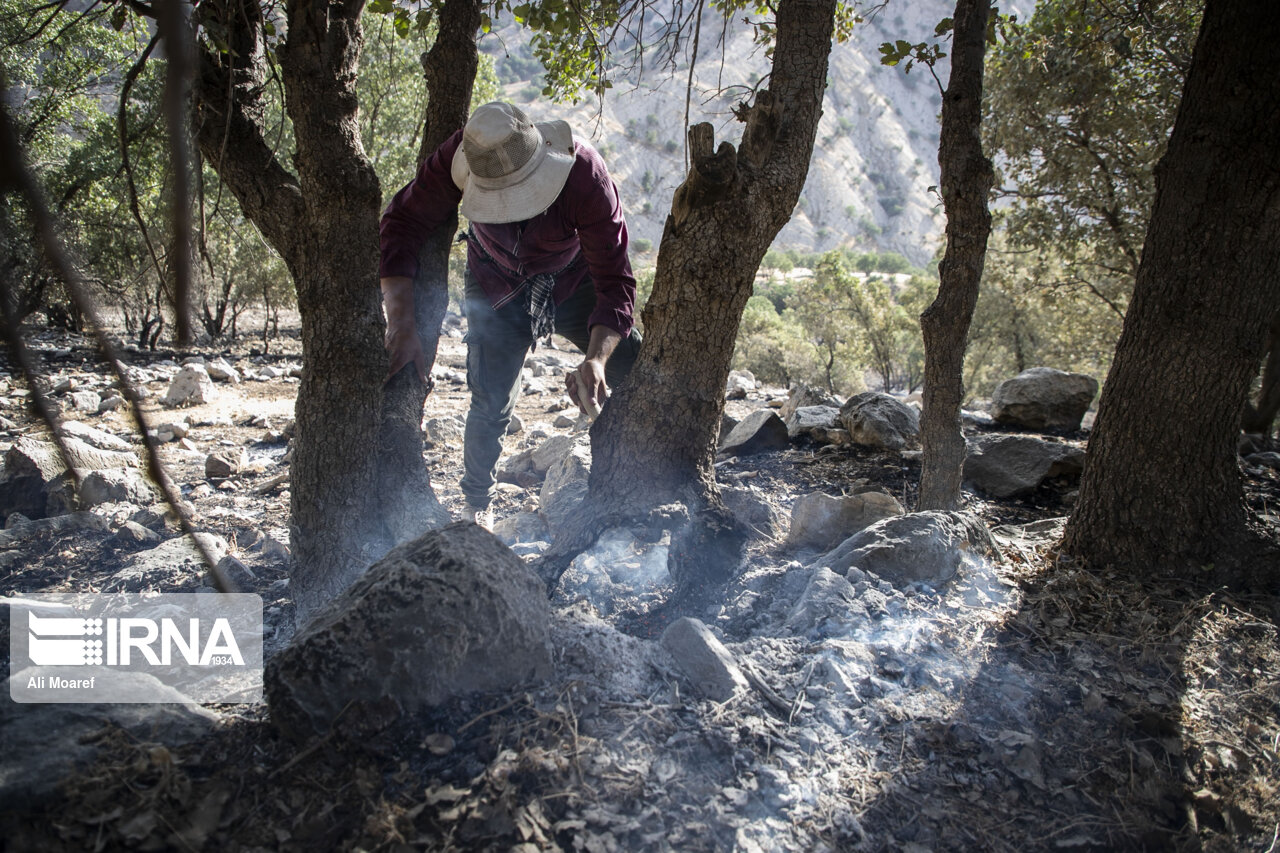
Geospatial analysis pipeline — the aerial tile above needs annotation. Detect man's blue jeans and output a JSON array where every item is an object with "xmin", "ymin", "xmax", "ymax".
[{"xmin": 460, "ymin": 271, "xmax": 642, "ymax": 509}]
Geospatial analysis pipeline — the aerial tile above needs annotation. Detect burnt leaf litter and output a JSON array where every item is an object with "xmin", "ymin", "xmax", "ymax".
[{"xmin": 1, "ymin": 325, "xmax": 1278, "ymax": 852}]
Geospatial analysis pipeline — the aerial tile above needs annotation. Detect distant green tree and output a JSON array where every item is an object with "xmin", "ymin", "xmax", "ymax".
[{"xmin": 983, "ymin": 0, "xmax": 1201, "ymax": 319}]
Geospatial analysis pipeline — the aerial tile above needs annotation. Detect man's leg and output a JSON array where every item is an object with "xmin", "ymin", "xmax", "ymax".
[
  {"xmin": 461, "ymin": 273, "xmax": 533, "ymax": 510},
  {"xmin": 554, "ymin": 274, "xmax": 643, "ymax": 390}
]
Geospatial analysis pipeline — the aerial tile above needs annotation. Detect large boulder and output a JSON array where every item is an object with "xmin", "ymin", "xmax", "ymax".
[
  {"xmin": 785, "ymin": 491, "xmax": 904, "ymax": 552},
  {"xmin": 991, "ymin": 367, "xmax": 1098, "ymax": 431},
  {"xmin": 162, "ymin": 364, "xmax": 217, "ymax": 407},
  {"xmin": 265, "ymin": 523, "xmax": 553, "ymax": 742},
  {"xmin": 840, "ymin": 392, "xmax": 920, "ymax": 450},
  {"xmin": 719, "ymin": 409, "xmax": 789, "ymax": 457},
  {"xmin": 812, "ymin": 511, "xmax": 997, "ymax": 587},
  {"xmin": 963, "ymin": 434, "xmax": 1086, "ymax": 498}
]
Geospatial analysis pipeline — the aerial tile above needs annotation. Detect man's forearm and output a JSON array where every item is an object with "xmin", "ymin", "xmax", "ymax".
[{"xmin": 585, "ymin": 324, "xmax": 623, "ymax": 363}]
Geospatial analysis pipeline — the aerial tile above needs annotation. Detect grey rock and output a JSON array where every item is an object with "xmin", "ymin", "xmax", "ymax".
[
  {"xmin": 720, "ymin": 412, "xmax": 739, "ymax": 442},
  {"xmin": 785, "ymin": 567, "xmax": 866, "ymax": 637},
  {"xmin": 720, "ymin": 486, "xmax": 782, "ymax": 541},
  {"xmin": 1, "ymin": 437, "xmax": 136, "ymax": 520},
  {"xmin": 811, "ymin": 427, "xmax": 852, "ymax": 446},
  {"xmin": 265, "ymin": 523, "xmax": 553, "ymax": 742},
  {"xmin": 963, "ymin": 434, "xmax": 1086, "ymax": 498},
  {"xmin": 991, "ymin": 367, "xmax": 1098, "ymax": 431},
  {"xmin": 216, "ymin": 554, "xmax": 258, "ymax": 588},
  {"xmin": 554, "ymin": 413, "xmax": 577, "ymax": 429},
  {"xmin": 780, "ymin": 383, "xmax": 843, "ymax": 422},
  {"xmin": 205, "ymin": 448, "xmax": 248, "ymax": 479},
  {"xmin": 58, "ymin": 421, "xmax": 131, "ymax": 452},
  {"xmin": 540, "ymin": 439, "xmax": 591, "ymax": 537},
  {"xmin": 97, "ymin": 394, "xmax": 126, "ymax": 413},
  {"xmin": 719, "ymin": 410, "xmax": 790, "ymax": 457},
  {"xmin": 531, "ymin": 434, "xmax": 578, "ymax": 475},
  {"xmin": 162, "ymin": 364, "xmax": 217, "ymax": 407},
  {"xmin": 786, "ymin": 491, "xmax": 904, "ymax": 552},
  {"xmin": 69, "ymin": 390, "xmax": 101, "ymax": 413},
  {"xmin": 1246, "ymin": 451, "xmax": 1280, "ymax": 470},
  {"xmin": 785, "ymin": 405, "xmax": 842, "ymax": 440},
  {"xmin": 205, "ymin": 359, "xmax": 241, "ymax": 383},
  {"xmin": 660, "ymin": 617, "xmax": 748, "ymax": 701},
  {"xmin": 0, "ymin": 669, "xmax": 218, "ymax": 810},
  {"xmin": 506, "ymin": 413, "xmax": 524, "ymax": 435},
  {"xmin": 79, "ymin": 468, "xmax": 157, "ymax": 508},
  {"xmin": 424, "ymin": 416, "xmax": 465, "ymax": 448},
  {"xmin": 839, "ymin": 393, "xmax": 920, "ymax": 450},
  {"xmin": 113, "ymin": 520, "xmax": 161, "ymax": 546},
  {"xmin": 726, "ymin": 370, "xmax": 756, "ymax": 400},
  {"xmin": 0, "ymin": 512, "xmax": 109, "ymax": 548},
  {"xmin": 813, "ymin": 511, "xmax": 997, "ymax": 587},
  {"xmin": 493, "ymin": 511, "xmax": 550, "ymax": 546},
  {"xmin": 108, "ymin": 532, "xmax": 228, "ymax": 592}
]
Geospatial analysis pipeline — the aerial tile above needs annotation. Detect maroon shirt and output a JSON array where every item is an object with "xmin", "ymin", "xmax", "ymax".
[{"xmin": 379, "ymin": 129, "xmax": 636, "ymax": 338}]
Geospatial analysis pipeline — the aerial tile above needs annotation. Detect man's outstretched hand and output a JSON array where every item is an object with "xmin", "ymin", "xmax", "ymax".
[{"xmin": 567, "ymin": 360, "xmax": 606, "ymax": 418}]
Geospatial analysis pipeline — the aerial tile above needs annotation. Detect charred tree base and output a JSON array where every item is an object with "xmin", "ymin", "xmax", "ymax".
[{"xmin": 533, "ymin": 491, "xmax": 746, "ymax": 602}]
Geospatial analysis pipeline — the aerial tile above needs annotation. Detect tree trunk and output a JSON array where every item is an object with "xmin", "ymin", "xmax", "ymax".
[
  {"xmin": 916, "ymin": 0, "xmax": 994, "ymax": 511},
  {"xmin": 375, "ymin": 0, "xmax": 480, "ymax": 545},
  {"xmin": 537, "ymin": 0, "xmax": 837, "ymax": 592},
  {"xmin": 1061, "ymin": 0, "xmax": 1280, "ymax": 578},
  {"xmin": 192, "ymin": 0, "xmax": 451, "ymax": 622}
]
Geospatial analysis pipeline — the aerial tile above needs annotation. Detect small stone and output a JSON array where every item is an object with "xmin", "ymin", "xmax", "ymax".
[
  {"xmin": 205, "ymin": 448, "xmax": 248, "ymax": 479},
  {"xmin": 162, "ymin": 365, "xmax": 216, "ymax": 407},
  {"xmin": 114, "ymin": 520, "xmax": 161, "ymax": 546},
  {"xmin": 506, "ymin": 413, "xmax": 524, "ymax": 435},
  {"xmin": 660, "ymin": 617, "xmax": 748, "ymax": 701},
  {"xmin": 69, "ymin": 390, "xmax": 101, "ymax": 413},
  {"xmin": 554, "ymin": 414, "xmax": 576, "ymax": 429}
]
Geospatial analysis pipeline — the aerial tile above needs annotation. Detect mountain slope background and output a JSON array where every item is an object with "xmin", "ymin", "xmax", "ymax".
[{"xmin": 481, "ymin": 0, "xmax": 977, "ymax": 267}]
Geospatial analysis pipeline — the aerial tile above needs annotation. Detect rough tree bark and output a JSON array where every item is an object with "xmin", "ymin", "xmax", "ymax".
[
  {"xmin": 376, "ymin": 0, "xmax": 481, "ymax": 545},
  {"xmin": 1061, "ymin": 0, "xmax": 1280, "ymax": 580},
  {"xmin": 916, "ymin": 0, "xmax": 994, "ymax": 511},
  {"xmin": 192, "ymin": 0, "xmax": 450, "ymax": 622},
  {"xmin": 536, "ymin": 0, "xmax": 837, "ymax": 593}
]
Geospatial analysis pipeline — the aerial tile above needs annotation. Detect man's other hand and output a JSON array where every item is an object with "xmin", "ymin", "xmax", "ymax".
[{"xmin": 567, "ymin": 359, "xmax": 607, "ymax": 417}]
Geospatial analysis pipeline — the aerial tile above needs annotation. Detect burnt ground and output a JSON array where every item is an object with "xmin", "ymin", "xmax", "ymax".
[{"xmin": 1, "ymin": 320, "xmax": 1278, "ymax": 852}]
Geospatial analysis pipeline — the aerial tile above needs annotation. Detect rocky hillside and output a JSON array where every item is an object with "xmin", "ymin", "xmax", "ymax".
[{"xmin": 482, "ymin": 0, "xmax": 966, "ymax": 267}]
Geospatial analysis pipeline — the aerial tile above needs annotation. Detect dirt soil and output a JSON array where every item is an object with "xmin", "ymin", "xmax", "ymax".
[{"xmin": 1, "ymin": 320, "xmax": 1279, "ymax": 852}]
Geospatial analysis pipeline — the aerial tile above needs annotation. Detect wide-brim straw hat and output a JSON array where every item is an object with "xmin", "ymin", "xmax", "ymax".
[{"xmin": 451, "ymin": 102, "xmax": 575, "ymax": 224}]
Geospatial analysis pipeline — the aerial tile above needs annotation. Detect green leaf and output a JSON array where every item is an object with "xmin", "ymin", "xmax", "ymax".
[{"xmin": 934, "ymin": 16, "xmax": 953, "ymax": 36}]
